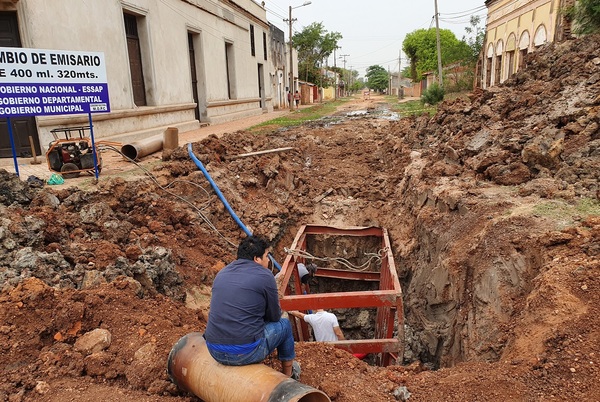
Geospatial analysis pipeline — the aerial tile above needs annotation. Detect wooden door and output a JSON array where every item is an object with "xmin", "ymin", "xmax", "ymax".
[{"xmin": 0, "ymin": 12, "xmax": 40, "ymax": 158}]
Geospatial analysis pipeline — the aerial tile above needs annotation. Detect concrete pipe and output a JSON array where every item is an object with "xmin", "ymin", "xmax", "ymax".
[
  {"xmin": 167, "ymin": 332, "xmax": 330, "ymax": 402},
  {"xmin": 121, "ymin": 136, "xmax": 163, "ymax": 160}
]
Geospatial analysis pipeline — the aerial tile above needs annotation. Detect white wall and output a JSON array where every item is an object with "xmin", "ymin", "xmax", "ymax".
[{"xmin": 8, "ymin": 0, "xmax": 274, "ymax": 147}]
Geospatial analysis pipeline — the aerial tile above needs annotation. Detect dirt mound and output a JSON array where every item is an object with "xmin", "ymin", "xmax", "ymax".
[{"xmin": 1, "ymin": 34, "xmax": 599, "ymax": 401}]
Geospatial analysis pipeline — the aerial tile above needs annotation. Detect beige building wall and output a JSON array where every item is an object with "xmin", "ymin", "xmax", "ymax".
[
  {"xmin": 482, "ymin": 0, "xmax": 565, "ymax": 88},
  {"xmin": 2, "ymin": 0, "xmax": 274, "ymax": 148}
]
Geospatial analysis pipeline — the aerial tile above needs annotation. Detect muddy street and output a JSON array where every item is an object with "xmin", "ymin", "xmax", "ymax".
[{"xmin": 1, "ymin": 35, "xmax": 599, "ymax": 402}]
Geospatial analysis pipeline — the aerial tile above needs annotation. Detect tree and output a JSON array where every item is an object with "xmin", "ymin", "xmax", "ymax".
[
  {"xmin": 402, "ymin": 28, "xmax": 471, "ymax": 81},
  {"xmin": 462, "ymin": 15, "xmax": 485, "ymax": 64},
  {"xmin": 565, "ymin": 0, "xmax": 600, "ymax": 34},
  {"xmin": 365, "ymin": 65, "xmax": 388, "ymax": 92},
  {"xmin": 443, "ymin": 15, "xmax": 486, "ymax": 92},
  {"xmin": 350, "ymin": 77, "xmax": 365, "ymax": 92},
  {"xmin": 292, "ymin": 22, "xmax": 342, "ymax": 85}
]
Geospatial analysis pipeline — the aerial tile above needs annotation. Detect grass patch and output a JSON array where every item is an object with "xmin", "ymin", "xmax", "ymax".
[
  {"xmin": 532, "ymin": 198, "xmax": 600, "ymax": 227},
  {"xmin": 249, "ymin": 99, "xmax": 348, "ymax": 133},
  {"xmin": 385, "ymin": 96, "xmax": 436, "ymax": 117}
]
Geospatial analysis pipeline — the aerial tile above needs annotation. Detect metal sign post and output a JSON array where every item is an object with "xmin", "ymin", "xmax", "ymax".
[
  {"xmin": 6, "ymin": 117, "xmax": 19, "ymax": 177},
  {"xmin": 87, "ymin": 112, "xmax": 99, "ymax": 180}
]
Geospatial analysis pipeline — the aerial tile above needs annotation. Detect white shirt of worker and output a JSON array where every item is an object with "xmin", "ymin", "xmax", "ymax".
[
  {"xmin": 303, "ymin": 311, "xmax": 340, "ymax": 342},
  {"xmin": 275, "ymin": 263, "xmax": 309, "ymax": 281},
  {"xmin": 297, "ymin": 263, "xmax": 308, "ymax": 278}
]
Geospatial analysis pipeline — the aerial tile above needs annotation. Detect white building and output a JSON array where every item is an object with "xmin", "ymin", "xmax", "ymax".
[{"xmin": 0, "ymin": 0, "xmax": 276, "ymax": 156}]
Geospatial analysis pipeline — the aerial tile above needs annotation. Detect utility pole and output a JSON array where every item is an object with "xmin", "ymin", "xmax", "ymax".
[
  {"xmin": 285, "ymin": 2, "xmax": 312, "ymax": 111},
  {"xmin": 333, "ymin": 47, "xmax": 337, "ymax": 99},
  {"xmin": 339, "ymin": 54, "xmax": 349, "ymax": 97},
  {"xmin": 287, "ymin": 6, "xmax": 295, "ymax": 111},
  {"xmin": 349, "ymin": 65, "xmax": 353, "ymax": 93},
  {"xmin": 399, "ymin": 49, "xmax": 402, "ymax": 98},
  {"xmin": 434, "ymin": 0, "xmax": 443, "ymax": 87},
  {"xmin": 319, "ymin": 58, "xmax": 323, "ymax": 102}
]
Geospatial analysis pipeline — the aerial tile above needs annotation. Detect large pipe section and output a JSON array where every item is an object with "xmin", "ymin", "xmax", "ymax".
[
  {"xmin": 121, "ymin": 136, "xmax": 163, "ymax": 160},
  {"xmin": 167, "ymin": 332, "xmax": 330, "ymax": 402}
]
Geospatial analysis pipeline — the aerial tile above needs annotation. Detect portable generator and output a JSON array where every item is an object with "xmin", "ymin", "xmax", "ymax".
[{"xmin": 46, "ymin": 126, "xmax": 102, "ymax": 179}]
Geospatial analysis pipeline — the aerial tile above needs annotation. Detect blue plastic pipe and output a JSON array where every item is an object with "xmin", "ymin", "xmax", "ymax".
[{"xmin": 187, "ymin": 143, "xmax": 281, "ymax": 271}]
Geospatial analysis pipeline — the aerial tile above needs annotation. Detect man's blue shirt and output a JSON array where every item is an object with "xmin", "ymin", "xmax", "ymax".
[{"xmin": 204, "ymin": 258, "xmax": 281, "ymax": 345}]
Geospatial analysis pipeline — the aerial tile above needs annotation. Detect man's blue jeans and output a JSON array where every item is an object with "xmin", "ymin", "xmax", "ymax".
[{"xmin": 207, "ymin": 317, "xmax": 295, "ymax": 365}]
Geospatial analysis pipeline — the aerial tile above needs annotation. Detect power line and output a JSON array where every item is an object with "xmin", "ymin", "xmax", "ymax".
[{"xmin": 439, "ymin": 5, "xmax": 486, "ymax": 17}]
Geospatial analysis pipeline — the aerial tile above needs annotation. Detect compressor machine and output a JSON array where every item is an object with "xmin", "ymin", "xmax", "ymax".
[{"xmin": 46, "ymin": 126, "xmax": 101, "ymax": 179}]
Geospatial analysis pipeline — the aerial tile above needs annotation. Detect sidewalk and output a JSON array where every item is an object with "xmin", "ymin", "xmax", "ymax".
[{"xmin": 0, "ymin": 105, "xmax": 309, "ymax": 186}]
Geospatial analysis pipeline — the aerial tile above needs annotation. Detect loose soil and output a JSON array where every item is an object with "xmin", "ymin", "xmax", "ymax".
[{"xmin": 1, "ymin": 35, "xmax": 599, "ymax": 402}]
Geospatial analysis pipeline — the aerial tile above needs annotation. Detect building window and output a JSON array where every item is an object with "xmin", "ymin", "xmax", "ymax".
[
  {"xmin": 124, "ymin": 13, "xmax": 146, "ymax": 106},
  {"xmin": 250, "ymin": 24, "xmax": 255, "ymax": 56},
  {"xmin": 263, "ymin": 32, "xmax": 267, "ymax": 61},
  {"xmin": 518, "ymin": 48, "xmax": 527, "ymax": 70},
  {"xmin": 506, "ymin": 50, "xmax": 515, "ymax": 77},
  {"xmin": 494, "ymin": 55, "xmax": 502, "ymax": 85},
  {"xmin": 225, "ymin": 41, "xmax": 236, "ymax": 99}
]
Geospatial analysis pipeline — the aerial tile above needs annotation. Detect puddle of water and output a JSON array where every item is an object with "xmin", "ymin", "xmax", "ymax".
[
  {"xmin": 346, "ymin": 110, "xmax": 368, "ymax": 117},
  {"xmin": 346, "ymin": 108, "xmax": 400, "ymax": 121}
]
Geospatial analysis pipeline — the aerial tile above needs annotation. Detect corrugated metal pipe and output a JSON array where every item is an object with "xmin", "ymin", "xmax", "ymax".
[{"xmin": 167, "ymin": 332, "xmax": 330, "ymax": 402}]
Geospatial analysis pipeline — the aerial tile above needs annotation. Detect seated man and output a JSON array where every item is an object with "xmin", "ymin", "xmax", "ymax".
[
  {"xmin": 289, "ymin": 309, "xmax": 345, "ymax": 342},
  {"xmin": 204, "ymin": 235, "xmax": 300, "ymax": 379}
]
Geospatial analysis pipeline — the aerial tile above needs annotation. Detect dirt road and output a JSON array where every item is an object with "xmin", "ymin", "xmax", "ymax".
[{"xmin": 1, "ymin": 35, "xmax": 599, "ymax": 402}]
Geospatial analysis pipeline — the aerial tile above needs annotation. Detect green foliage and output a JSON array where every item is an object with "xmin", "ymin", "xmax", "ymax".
[
  {"xmin": 462, "ymin": 16, "xmax": 485, "ymax": 63},
  {"xmin": 402, "ymin": 28, "xmax": 472, "ymax": 81},
  {"xmin": 531, "ymin": 198, "xmax": 600, "ymax": 229},
  {"xmin": 421, "ymin": 83, "xmax": 445, "ymax": 105},
  {"xmin": 293, "ymin": 22, "xmax": 342, "ymax": 84},
  {"xmin": 565, "ymin": 0, "xmax": 600, "ymax": 34},
  {"xmin": 365, "ymin": 65, "xmax": 389, "ymax": 92},
  {"xmin": 249, "ymin": 99, "xmax": 347, "ymax": 133},
  {"xmin": 350, "ymin": 77, "xmax": 365, "ymax": 92},
  {"xmin": 388, "ymin": 97, "xmax": 436, "ymax": 117}
]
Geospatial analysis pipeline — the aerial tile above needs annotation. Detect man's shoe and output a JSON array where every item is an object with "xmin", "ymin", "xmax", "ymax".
[{"xmin": 291, "ymin": 361, "xmax": 301, "ymax": 380}]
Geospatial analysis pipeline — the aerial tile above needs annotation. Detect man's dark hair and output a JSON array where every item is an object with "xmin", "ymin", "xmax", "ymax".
[{"xmin": 237, "ymin": 235, "xmax": 270, "ymax": 261}]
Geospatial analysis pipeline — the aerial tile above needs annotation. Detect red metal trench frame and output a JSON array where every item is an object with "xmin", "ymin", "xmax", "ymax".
[{"xmin": 277, "ymin": 224, "xmax": 404, "ymax": 366}]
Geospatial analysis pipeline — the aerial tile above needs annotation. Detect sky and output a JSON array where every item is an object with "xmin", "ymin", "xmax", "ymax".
[{"xmin": 264, "ymin": 0, "xmax": 488, "ymax": 78}]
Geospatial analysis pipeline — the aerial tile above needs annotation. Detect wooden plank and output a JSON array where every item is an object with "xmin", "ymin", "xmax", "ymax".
[
  {"xmin": 228, "ymin": 146, "xmax": 294, "ymax": 160},
  {"xmin": 312, "ymin": 188, "xmax": 333, "ymax": 203}
]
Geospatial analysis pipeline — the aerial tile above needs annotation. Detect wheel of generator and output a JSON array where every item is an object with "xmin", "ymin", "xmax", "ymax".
[
  {"xmin": 60, "ymin": 163, "xmax": 81, "ymax": 179},
  {"xmin": 47, "ymin": 150, "xmax": 62, "ymax": 172}
]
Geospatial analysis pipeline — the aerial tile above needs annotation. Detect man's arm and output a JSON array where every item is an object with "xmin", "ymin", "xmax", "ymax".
[
  {"xmin": 333, "ymin": 326, "xmax": 345, "ymax": 340},
  {"xmin": 264, "ymin": 274, "xmax": 282, "ymax": 322},
  {"xmin": 288, "ymin": 310, "xmax": 306, "ymax": 320}
]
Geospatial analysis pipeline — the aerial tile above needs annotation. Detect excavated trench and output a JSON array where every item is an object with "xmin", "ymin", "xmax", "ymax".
[
  {"xmin": 300, "ymin": 233, "xmax": 382, "ymax": 342},
  {"xmin": 296, "ymin": 202, "xmax": 545, "ymax": 370}
]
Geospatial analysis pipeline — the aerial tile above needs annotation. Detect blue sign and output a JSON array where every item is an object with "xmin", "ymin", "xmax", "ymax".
[{"xmin": 0, "ymin": 47, "xmax": 110, "ymax": 117}]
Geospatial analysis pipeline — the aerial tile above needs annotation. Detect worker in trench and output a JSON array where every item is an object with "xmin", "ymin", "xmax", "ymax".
[
  {"xmin": 275, "ymin": 262, "xmax": 318, "ymax": 294},
  {"xmin": 288, "ymin": 309, "xmax": 368, "ymax": 360},
  {"xmin": 204, "ymin": 235, "xmax": 301, "ymax": 379},
  {"xmin": 288, "ymin": 309, "xmax": 345, "ymax": 341}
]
